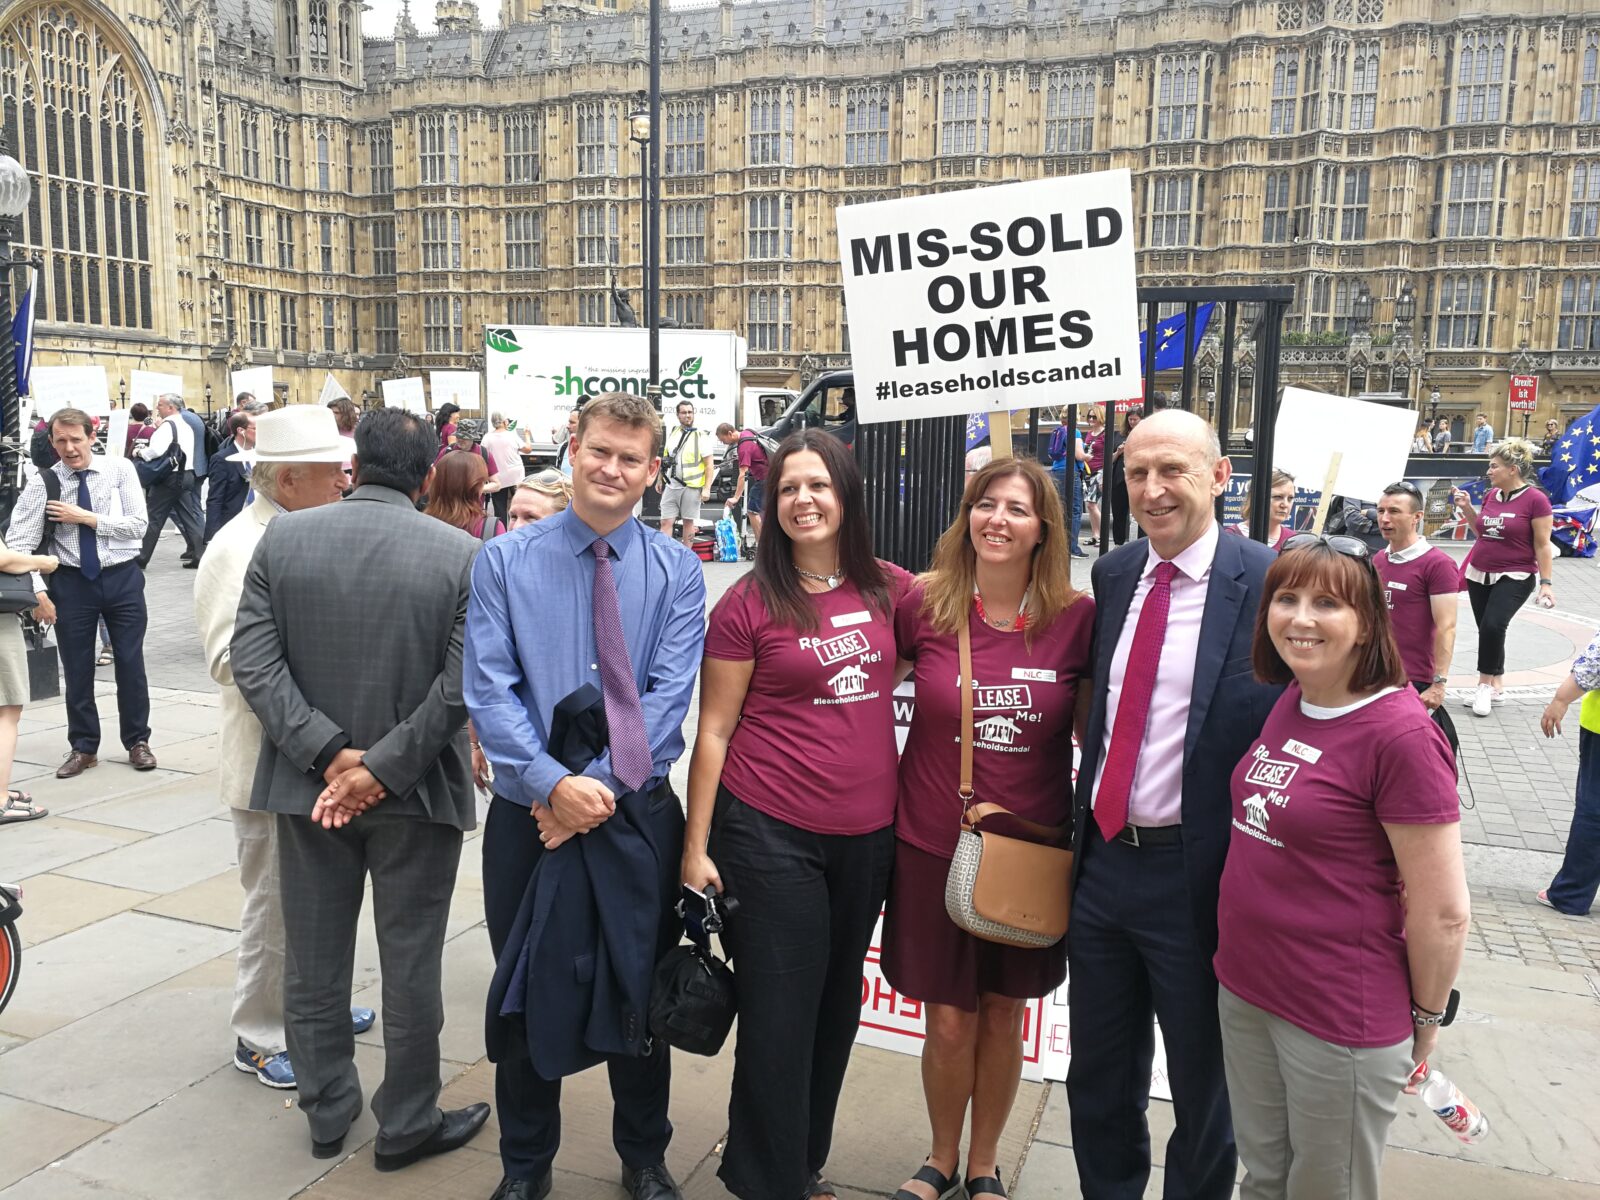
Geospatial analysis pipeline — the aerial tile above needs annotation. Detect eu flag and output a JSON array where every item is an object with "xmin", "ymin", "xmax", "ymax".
[
  {"xmin": 11, "ymin": 265, "xmax": 34, "ymax": 397},
  {"xmin": 1143, "ymin": 303, "xmax": 1215, "ymax": 373},
  {"xmin": 965, "ymin": 411, "xmax": 989, "ymax": 451},
  {"xmin": 1542, "ymin": 404, "xmax": 1600, "ymax": 503}
]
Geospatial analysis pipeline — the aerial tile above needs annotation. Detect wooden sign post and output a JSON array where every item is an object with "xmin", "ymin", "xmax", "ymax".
[{"xmin": 1307, "ymin": 451, "xmax": 1343, "ymax": 535}]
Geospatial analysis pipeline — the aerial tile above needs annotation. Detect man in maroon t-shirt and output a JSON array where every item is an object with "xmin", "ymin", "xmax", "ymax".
[
  {"xmin": 1375, "ymin": 480, "xmax": 1462, "ymax": 754},
  {"xmin": 715, "ymin": 423, "xmax": 769, "ymax": 541}
]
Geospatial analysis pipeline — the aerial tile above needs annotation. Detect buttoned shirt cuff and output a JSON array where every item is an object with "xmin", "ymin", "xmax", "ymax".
[
  {"xmin": 29, "ymin": 571, "xmax": 44, "ymax": 595},
  {"xmin": 310, "ymin": 733, "xmax": 352, "ymax": 778},
  {"xmin": 581, "ymin": 751, "xmax": 625, "ymax": 799},
  {"xmin": 514, "ymin": 755, "xmax": 574, "ymax": 809}
]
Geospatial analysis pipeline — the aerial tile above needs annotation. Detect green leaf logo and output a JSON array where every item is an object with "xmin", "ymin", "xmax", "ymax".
[
  {"xmin": 486, "ymin": 328, "xmax": 521, "ymax": 354},
  {"xmin": 679, "ymin": 356, "xmax": 702, "ymax": 377}
]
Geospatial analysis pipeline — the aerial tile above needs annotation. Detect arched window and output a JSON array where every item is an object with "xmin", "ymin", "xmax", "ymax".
[
  {"xmin": 2, "ymin": 4, "xmax": 153, "ymax": 329},
  {"xmin": 308, "ymin": 0, "xmax": 328, "ymax": 71},
  {"xmin": 337, "ymin": 3, "xmax": 353, "ymax": 68}
]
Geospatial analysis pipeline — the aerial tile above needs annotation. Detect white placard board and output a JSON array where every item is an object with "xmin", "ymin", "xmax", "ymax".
[
  {"xmin": 104, "ymin": 409, "xmax": 129, "ymax": 459},
  {"xmin": 381, "ymin": 377, "xmax": 427, "ymax": 413},
  {"xmin": 318, "ymin": 373, "xmax": 350, "ymax": 404},
  {"xmin": 1272, "ymin": 388, "xmax": 1417, "ymax": 504},
  {"xmin": 836, "ymin": 170, "xmax": 1142, "ymax": 424},
  {"xmin": 29, "ymin": 365, "xmax": 110, "ymax": 417},
  {"xmin": 231, "ymin": 366, "xmax": 274, "ymax": 406},
  {"xmin": 128, "ymin": 370, "xmax": 183, "ymax": 411},
  {"xmin": 429, "ymin": 370, "xmax": 481, "ymax": 412}
]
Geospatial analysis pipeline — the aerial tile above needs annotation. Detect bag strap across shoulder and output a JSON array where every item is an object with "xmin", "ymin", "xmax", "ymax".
[{"xmin": 958, "ymin": 618, "xmax": 975, "ymax": 809}]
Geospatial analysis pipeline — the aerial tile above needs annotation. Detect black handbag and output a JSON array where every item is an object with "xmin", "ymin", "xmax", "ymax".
[
  {"xmin": 134, "ymin": 434, "xmax": 185, "ymax": 488},
  {"xmin": 649, "ymin": 941, "xmax": 735, "ymax": 1057},
  {"xmin": 0, "ymin": 574, "xmax": 35, "ymax": 615},
  {"xmin": 24, "ymin": 619, "xmax": 58, "ymax": 702}
]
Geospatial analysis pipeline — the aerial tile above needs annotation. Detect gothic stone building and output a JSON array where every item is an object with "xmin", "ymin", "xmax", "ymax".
[{"xmin": 7, "ymin": 0, "xmax": 1600, "ymax": 435}]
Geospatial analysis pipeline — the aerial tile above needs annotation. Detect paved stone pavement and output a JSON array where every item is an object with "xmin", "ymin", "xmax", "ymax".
[{"xmin": 0, "ymin": 529, "xmax": 1597, "ymax": 1198}]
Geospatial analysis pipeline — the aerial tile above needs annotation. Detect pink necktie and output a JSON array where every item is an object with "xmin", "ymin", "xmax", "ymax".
[
  {"xmin": 591, "ymin": 538, "xmax": 654, "ymax": 792},
  {"xmin": 1095, "ymin": 561, "xmax": 1178, "ymax": 842}
]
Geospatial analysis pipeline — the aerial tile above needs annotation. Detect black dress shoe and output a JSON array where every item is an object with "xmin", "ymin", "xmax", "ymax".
[
  {"xmin": 489, "ymin": 1173, "xmax": 552, "ymax": 1200},
  {"xmin": 311, "ymin": 1132, "xmax": 346, "ymax": 1160},
  {"xmin": 621, "ymin": 1162, "xmax": 683, "ymax": 1200},
  {"xmin": 373, "ymin": 1103, "xmax": 490, "ymax": 1173}
]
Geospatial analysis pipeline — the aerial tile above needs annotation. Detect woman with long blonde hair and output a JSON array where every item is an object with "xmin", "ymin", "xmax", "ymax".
[{"xmin": 885, "ymin": 457, "xmax": 1095, "ymax": 1200}]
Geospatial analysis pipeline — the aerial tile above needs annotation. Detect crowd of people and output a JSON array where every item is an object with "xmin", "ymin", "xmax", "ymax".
[{"xmin": 3, "ymin": 384, "xmax": 1598, "ymax": 1200}]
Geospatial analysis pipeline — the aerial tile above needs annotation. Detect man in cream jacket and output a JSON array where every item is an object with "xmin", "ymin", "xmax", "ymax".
[{"xmin": 193, "ymin": 404, "xmax": 365, "ymax": 1088}]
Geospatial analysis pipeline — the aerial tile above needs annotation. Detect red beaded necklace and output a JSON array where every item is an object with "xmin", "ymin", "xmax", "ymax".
[{"xmin": 972, "ymin": 586, "xmax": 1030, "ymax": 632}]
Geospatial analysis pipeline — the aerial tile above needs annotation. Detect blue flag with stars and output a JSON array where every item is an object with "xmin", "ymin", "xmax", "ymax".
[
  {"xmin": 1541, "ymin": 404, "xmax": 1600, "ymax": 503},
  {"xmin": 1143, "ymin": 303, "xmax": 1216, "ymax": 373},
  {"xmin": 965, "ymin": 411, "xmax": 989, "ymax": 451}
]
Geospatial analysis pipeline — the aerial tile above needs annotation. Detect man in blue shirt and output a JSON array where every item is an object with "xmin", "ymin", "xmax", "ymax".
[
  {"xmin": 1473, "ymin": 412, "xmax": 1494, "ymax": 453},
  {"xmin": 466, "ymin": 391, "xmax": 706, "ymax": 1200}
]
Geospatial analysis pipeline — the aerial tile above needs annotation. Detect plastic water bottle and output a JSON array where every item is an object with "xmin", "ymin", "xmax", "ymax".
[
  {"xmin": 1413, "ymin": 1063, "xmax": 1491, "ymax": 1144},
  {"xmin": 715, "ymin": 514, "xmax": 739, "ymax": 563}
]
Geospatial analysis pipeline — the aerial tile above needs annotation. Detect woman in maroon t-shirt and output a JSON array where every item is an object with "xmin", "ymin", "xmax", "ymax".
[
  {"xmin": 1216, "ymin": 539, "xmax": 1467, "ymax": 1200},
  {"xmin": 685, "ymin": 430, "xmax": 909, "ymax": 1200},
  {"xmin": 1451, "ymin": 438, "xmax": 1555, "ymax": 716},
  {"xmin": 1081, "ymin": 405, "xmax": 1105, "ymax": 544},
  {"xmin": 1228, "ymin": 468, "xmax": 1296, "ymax": 551},
  {"xmin": 884, "ymin": 458, "xmax": 1093, "ymax": 1200}
]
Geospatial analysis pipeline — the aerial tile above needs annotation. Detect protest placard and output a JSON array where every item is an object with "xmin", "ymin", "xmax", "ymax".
[
  {"xmin": 835, "ymin": 170, "xmax": 1142, "ymax": 425},
  {"xmin": 104, "ymin": 409, "xmax": 129, "ymax": 459},
  {"xmin": 429, "ymin": 370, "xmax": 481, "ymax": 412},
  {"xmin": 129, "ymin": 370, "xmax": 183, "ymax": 411},
  {"xmin": 318, "ymin": 373, "xmax": 350, "ymax": 404},
  {"xmin": 1272, "ymin": 388, "xmax": 1416, "ymax": 520},
  {"xmin": 29, "ymin": 365, "xmax": 110, "ymax": 416},
  {"xmin": 381, "ymin": 377, "xmax": 427, "ymax": 413},
  {"xmin": 230, "ymin": 366, "xmax": 273, "ymax": 405}
]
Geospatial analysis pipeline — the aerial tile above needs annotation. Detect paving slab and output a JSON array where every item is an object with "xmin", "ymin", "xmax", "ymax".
[
  {"xmin": 146, "ymin": 704, "xmax": 225, "ymax": 739},
  {"xmin": 0, "ymin": 979, "xmax": 234, "ymax": 1122},
  {"xmin": 11, "ymin": 873, "xmax": 156, "ymax": 949},
  {"xmin": 134, "ymin": 865, "xmax": 244, "ymax": 930},
  {"xmin": 132, "ymin": 731, "xmax": 221, "ymax": 775},
  {"xmin": 0, "ymin": 910, "xmax": 237, "ymax": 1039},
  {"xmin": 0, "ymin": 1161, "xmax": 159, "ymax": 1200},
  {"xmin": 21, "ymin": 765, "xmax": 199, "ymax": 818},
  {"xmin": 72, "ymin": 775, "xmax": 227, "ymax": 834},
  {"xmin": 0, "ymin": 1094, "xmax": 112, "ymax": 1191},
  {"xmin": 0, "ymin": 818, "xmax": 148, "ymax": 883},
  {"xmin": 37, "ymin": 1054, "xmax": 381, "ymax": 1200},
  {"xmin": 55, "ymin": 815, "xmax": 236, "ymax": 893}
]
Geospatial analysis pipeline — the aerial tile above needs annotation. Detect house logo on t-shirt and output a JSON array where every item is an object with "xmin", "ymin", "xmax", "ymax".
[
  {"xmin": 974, "ymin": 714, "xmax": 1023, "ymax": 747},
  {"xmin": 827, "ymin": 664, "xmax": 869, "ymax": 698},
  {"xmin": 1242, "ymin": 792, "xmax": 1271, "ymax": 833},
  {"xmin": 1480, "ymin": 513, "xmax": 1512, "ymax": 540}
]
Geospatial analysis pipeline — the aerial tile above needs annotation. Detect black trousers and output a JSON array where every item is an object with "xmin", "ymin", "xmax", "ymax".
[
  {"xmin": 491, "ymin": 488, "xmax": 511, "ymax": 530},
  {"xmin": 1466, "ymin": 574, "xmax": 1536, "ymax": 675},
  {"xmin": 1066, "ymin": 826, "xmax": 1236, "ymax": 1200},
  {"xmin": 139, "ymin": 471, "xmax": 204, "ymax": 566},
  {"xmin": 481, "ymin": 795, "xmax": 675, "ymax": 1184},
  {"xmin": 49, "ymin": 561, "xmax": 150, "ymax": 755},
  {"xmin": 710, "ymin": 788, "xmax": 894, "ymax": 1200}
]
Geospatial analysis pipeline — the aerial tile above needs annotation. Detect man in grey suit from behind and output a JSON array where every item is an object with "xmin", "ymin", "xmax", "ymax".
[{"xmin": 231, "ymin": 407, "xmax": 491, "ymax": 1170}]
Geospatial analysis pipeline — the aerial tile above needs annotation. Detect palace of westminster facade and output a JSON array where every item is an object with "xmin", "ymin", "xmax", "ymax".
[{"xmin": 7, "ymin": 0, "xmax": 1600, "ymax": 431}]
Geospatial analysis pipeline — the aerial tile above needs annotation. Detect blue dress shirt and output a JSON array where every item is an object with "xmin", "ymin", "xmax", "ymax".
[{"xmin": 465, "ymin": 506, "xmax": 707, "ymax": 807}]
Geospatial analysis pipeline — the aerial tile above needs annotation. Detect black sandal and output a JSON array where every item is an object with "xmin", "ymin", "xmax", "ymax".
[
  {"xmin": 805, "ymin": 1175, "xmax": 840, "ymax": 1200},
  {"xmin": 966, "ymin": 1173, "xmax": 1008, "ymax": 1198},
  {"xmin": 893, "ymin": 1160, "xmax": 965, "ymax": 1200}
]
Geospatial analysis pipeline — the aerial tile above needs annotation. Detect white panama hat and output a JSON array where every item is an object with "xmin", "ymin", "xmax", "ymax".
[{"xmin": 228, "ymin": 404, "xmax": 356, "ymax": 464}]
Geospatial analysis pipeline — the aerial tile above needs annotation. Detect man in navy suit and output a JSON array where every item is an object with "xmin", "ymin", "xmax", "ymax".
[
  {"xmin": 204, "ymin": 412, "xmax": 255, "ymax": 544},
  {"xmin": 1067, "ymin": 409, "xmax": 1283, "ymax": 1199}
]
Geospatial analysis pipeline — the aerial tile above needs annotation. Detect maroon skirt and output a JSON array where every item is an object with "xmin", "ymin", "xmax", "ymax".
[{"xmin": 880, "ymin": 839, "xmax": 1067, "ymax": 1013}]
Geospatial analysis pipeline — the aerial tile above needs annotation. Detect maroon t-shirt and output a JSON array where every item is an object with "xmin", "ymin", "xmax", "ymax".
[
  {"xmin": 1374, "ymin": 544, "xmax": 1462, "ymax": 684},
  {"xmin": 1467, "ymin": 485, "xmax": 1552, "ymax": 573},
  {"xmin": 736, "ymin": 430, "xmax": 769, "ymax": 482},
  {"xmin": 1215, "ymin": 685, "xmax": 1459, "ymax": 1047},
  {"xmin": 893, "ymin": 584, "xmax": 1095, "ymax": 860},
  {"xmin": 705, "ymin": 565, "xmax": 913, "ymax": 835},
  {"xmin": 1227, "ymin": 521, "xmax": 1293, "ymax": 552}
]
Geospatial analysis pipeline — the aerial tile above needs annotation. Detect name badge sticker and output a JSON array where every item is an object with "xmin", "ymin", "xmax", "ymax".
[
  {"xmin": 1012, "ymin": 668, "xmax": 1057, "ymax": 683},
  {"xmin": 1283, "ymin": 738, "xmax": 1323, "ymax": 765},
  {"xmin": 831, "ymin": 611, "xmax": 872, "ymax": 629},
  {"xmin": 1387, "ymin": 581, "xmax": 1408, "ymax": 592}
]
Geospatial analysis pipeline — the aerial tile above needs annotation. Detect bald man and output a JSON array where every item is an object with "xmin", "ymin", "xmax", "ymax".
[{"xmin": 1067, "ymin": 411, "xmax": 1284, "ymax": 1199}]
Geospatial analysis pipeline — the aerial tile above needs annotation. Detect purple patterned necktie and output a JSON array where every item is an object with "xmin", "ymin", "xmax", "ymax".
[{"xmin": 591, "ymin": 538, "xmax": 653, "ymax": 792}]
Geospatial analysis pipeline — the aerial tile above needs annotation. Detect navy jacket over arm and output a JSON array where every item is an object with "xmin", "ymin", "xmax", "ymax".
[
  {"xmin": 1071, "ymin": 527, "xmax": 1284, "ymax": 963},
  {"xmin": 485, "ymin": 684, "xmax": 684, "ymax": 1081}
]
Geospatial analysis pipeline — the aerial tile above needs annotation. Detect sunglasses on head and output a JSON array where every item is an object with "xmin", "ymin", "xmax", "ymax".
[
  {"xmin": 1384, "ymin": 481, "xmax": 1423, "ymax": 500},
  {"xmin": 1282, "ymin": 532, "xmax": 1375, "ymax": 565},
  {"xmin": 528, "ymin": 468, "xmax": 563, "ymax": 486}
]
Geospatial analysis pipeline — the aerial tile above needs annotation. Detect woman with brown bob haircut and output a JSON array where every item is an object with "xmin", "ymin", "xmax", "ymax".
[
  {"xmin": 424, "ymin": 447, "xmax": 503, "ymax": 540},
  {"xmin": 1216, "ymin": 537, "xmax": 1469, "ymax": 1200},
  {"xmin": 885, "ymin": 456, "xmax": 1094, "ymax": 1200}
]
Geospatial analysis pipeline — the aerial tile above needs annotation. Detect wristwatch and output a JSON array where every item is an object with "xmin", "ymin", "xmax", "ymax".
[{"xmin": 1431, "ymin": 674, "xmax": 1448, "ymax": 685}]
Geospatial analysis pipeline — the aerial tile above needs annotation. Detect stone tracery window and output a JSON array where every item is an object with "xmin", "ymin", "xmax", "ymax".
[{"xmin": 2, "ymin": 3, "xmax": 153, "ymax": 329}]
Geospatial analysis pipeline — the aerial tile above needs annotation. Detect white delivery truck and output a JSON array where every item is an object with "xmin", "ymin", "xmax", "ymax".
[{"xmin": 484, "ymin": 325, "xmax": 747, "ymax": 453}]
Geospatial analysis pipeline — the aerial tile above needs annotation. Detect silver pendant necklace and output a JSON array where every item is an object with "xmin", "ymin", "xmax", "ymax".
[{"xmin": 796, "ymin": 565, "xmax": 844, "ymax": 590}]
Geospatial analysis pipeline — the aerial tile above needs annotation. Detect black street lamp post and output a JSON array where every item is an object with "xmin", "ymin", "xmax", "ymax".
[
  {"xmin": 0, "ymin": 129, "xmax": 32, "ymax": 529},
  {"xmin": 645, "ymin": 0, "xmax": 662, "ymax": 400}
]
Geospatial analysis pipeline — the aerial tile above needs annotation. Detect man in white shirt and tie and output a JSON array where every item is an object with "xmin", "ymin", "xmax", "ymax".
[{"xmin": 136, "ymin": 393, "xmax": 207, "ymax": 569}]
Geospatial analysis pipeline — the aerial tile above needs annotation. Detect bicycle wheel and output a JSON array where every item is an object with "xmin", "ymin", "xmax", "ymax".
[{"xmin": 0, "ymin": 919, "xmax": 20, "ymax": 1015}]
